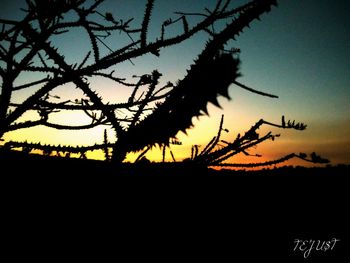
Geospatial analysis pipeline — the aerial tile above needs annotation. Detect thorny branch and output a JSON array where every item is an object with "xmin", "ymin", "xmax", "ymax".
[
  {"xmin": 190, "ymin": 115, "xmax": 327, "ymax": 167},
  {"xmin": 0, "ymin": 0, "xmax": 328, "ymax": 167}
]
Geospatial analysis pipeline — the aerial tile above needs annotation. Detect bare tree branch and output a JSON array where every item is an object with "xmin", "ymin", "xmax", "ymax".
[
  {"xmin": 233, "ymin": 80, "xmax": 278, "ymax": 98},
  {"xmin": 141, "ymin": 0, "xmax": 154, "ymax": 48},
  {"xmin": 13, "ymin": 78, "xmax": 50, "ymax": 91}
]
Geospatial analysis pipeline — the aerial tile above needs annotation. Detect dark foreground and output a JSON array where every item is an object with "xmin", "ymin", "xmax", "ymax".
[{"xmin": 1, "ymin": 150, "xmax": 349, "ymax": 261}]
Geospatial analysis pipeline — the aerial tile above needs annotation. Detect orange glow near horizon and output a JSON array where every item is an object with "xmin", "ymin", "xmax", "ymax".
[{"xmin": 4, "ymin": 100, "xmax": 349, "ymax": 169}]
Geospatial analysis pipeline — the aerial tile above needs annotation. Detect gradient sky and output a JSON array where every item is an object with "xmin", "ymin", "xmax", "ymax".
[{"xmin": 1, "ymin": 0, "xmax": 349, "ymax": 167}]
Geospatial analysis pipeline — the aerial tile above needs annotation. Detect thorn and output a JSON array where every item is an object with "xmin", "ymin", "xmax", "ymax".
[
  {"xmin": 201, "ymin": 106, "xmax": 209, "ymax": 116},
  {"xmin": 150, "ymin": 48, "xmax": 160, "ymax": 57},
  {"xmin": 218, "ymin": 88, "xmax": 230, "ymax": 99},
  {"xmin": 210, "ymin": 97, "xmax": 222, "ymax": 108},
  {"xmin": 181, "ymin": 129, "xmax": 188, "ymax": 136}
]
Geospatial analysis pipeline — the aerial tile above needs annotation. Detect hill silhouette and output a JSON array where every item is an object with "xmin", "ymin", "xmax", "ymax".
[
  {"xmin": 1, "ymin": 148, "xmax": 347, "ymax": 177},
  {"xmin": 1, "ymin": 149, "xmax": 348, "ymax": 260}
]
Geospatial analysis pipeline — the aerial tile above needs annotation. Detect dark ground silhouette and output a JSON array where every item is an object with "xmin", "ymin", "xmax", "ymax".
[
  {"xmin": 0, "ymin": 148, "xmax": 347, "ymax": 177},
  {"xmin": 1, "ymin": 150, "xmax": 348, "ymax": 260}
]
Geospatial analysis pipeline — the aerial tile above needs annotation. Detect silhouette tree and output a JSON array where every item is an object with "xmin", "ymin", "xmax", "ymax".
[
  {"xmin": 188, "ymin": 114, "xmax": 329, "ymax": 168},
  {"xmin": 0, "ymin": 0, "xmax": 328, "ymax": 167}
]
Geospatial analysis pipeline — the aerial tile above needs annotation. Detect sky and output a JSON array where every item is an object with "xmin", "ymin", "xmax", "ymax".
[{"xmin": 1, "ymin": 0, "xmax": 349, "ymax": 167}]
